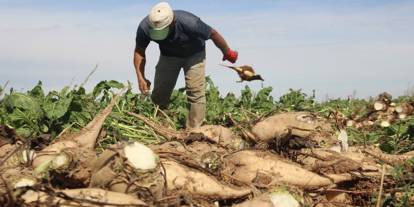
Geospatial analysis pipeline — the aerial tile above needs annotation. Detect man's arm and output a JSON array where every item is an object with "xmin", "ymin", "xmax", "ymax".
[
  {"xmin": 183, "ymin": 15, "xmax": 237, "ymax": 63},
  {"xmin": 210, "ymin": 29, "xmax": 238, "ymax": 63},
  {"xmin": 210, "ymin": 29, "xmax": 229, "ymax": 54},
  {"xmin": 133, "ymin": 46, "xmax": 150, "ymax": 94}
]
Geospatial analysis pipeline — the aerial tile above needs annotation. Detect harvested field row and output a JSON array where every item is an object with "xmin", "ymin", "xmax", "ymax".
[{"xmin": 1, "ymin": 81, "xmax": 414, "ymax": 206}]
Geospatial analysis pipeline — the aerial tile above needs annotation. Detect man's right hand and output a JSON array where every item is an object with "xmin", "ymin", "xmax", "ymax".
[
  {"xmin": 222, "ymin": 48, "xmax": 238, "ymax": 63},
  {"xmin": 138, "ymin": 78, "xmax": 151, "ymax": 95}
]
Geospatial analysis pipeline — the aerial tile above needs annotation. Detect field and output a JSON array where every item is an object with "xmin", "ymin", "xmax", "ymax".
[{"xmin": 1, "ymin": 78, "xmax": 414, "ymax": 207}]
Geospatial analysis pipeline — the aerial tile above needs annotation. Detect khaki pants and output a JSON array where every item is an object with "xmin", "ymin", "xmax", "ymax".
[{"xmin": 151, "ymin": 51, "xmax": 206, "ymax": 129}]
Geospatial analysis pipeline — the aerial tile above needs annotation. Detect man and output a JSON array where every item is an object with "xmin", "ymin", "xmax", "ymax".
[{"xmin": 133, "ymin": 2, "xmax": 238, "ymax": 129}]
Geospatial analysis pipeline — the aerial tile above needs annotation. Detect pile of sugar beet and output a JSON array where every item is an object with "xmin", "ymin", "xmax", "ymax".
[{"xmin": 1, "ymin": 94, "xmax": 414, "ymax": 207}]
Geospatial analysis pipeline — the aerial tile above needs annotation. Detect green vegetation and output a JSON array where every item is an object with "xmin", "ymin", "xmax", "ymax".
[{"xmin": 2, "ymin": 78, "xmax": 413, "ymax": 149}]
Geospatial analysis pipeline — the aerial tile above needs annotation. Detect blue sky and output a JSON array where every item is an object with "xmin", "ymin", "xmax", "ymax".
[{"xmin": 1, "ymin": 0, "xmax": 413, "ymax": 99}]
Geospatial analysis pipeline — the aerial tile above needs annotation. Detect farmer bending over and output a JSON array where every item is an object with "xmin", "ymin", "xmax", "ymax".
[{"xmin": 133, "ymin": 2, "xmax": 238, "ymax": 129}]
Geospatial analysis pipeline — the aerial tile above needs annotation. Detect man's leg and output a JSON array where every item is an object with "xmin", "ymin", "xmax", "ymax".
[
  {"xmin": 183, "ymin": 51, "xmax": 206, "ymax": 129},
  {"xmin": 151, "ymin": 55, "xmax": 182, "ymax": 109}
]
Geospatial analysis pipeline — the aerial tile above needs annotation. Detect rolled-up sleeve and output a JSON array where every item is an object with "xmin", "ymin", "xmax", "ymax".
[{"xmin": 135, "ymin": 26, "xmax": 150, "ymax": 49}]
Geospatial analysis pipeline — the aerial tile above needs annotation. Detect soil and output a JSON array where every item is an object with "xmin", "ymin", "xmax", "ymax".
[{"xmin": 0, "ymin": 125, "xmax": 18, "ymax": 147}]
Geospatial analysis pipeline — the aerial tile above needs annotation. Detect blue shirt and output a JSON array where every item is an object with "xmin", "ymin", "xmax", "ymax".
[{"xmin": 136, "ymin": 10, "xmax": 213, "ymax": 57}]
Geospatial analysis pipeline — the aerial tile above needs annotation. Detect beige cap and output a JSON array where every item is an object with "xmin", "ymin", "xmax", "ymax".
[{"xmin": 148, "ymin": 2, "xmax": 174, "ymax": 40}]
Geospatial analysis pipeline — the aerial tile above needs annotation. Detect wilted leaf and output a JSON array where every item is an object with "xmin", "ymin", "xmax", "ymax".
[
  {"xmin": 43, "ymin": 96, "xmax": 73, "ymax": 121},
  {"xmin": 93, "ymin": 80, "xmax": 124, "ymax": 98},
  {"xmin": 29, "ymin": 81, "xmax": 45, "ymax": 99},
  {"xmin": 107, "ymin": 80, "xmax": 124, "ymax": 89},
  {"xmin": 4, "ymin": 92, "xmax": 42, "ymax": 115}
]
